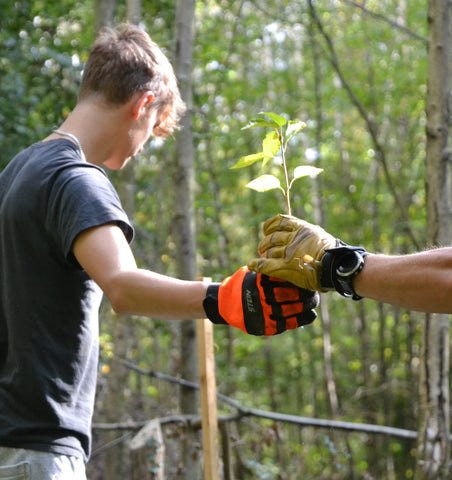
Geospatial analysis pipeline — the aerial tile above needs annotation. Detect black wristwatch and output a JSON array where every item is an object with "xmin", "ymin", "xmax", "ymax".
[
  {"xmin": 321, "ymin": 243, "xmax": 368, "ymax": 301},
  {"xmin": 335, "ymin": 249, "xmax": 366, "ymax": 300}
]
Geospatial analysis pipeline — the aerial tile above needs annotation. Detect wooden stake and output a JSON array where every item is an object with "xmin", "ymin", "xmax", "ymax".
[{"xmin": 196, "ymin": 304, "xmax": 220, "ymax": 480}]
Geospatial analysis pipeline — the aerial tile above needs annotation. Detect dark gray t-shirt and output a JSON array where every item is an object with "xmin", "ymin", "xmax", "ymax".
[{"xmin": 0, "ymin": 139, "xmax": 133, "ymax": 462}]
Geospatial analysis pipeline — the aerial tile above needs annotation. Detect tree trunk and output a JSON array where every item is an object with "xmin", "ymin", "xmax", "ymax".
[
  {"xmin": 94, "ymin": 0, "xmax": 117, "ymax": 33},
  {"xmin": 416, "ymin": 1, "xmax": 452, "ymax": 478},
  {"xmin": 127, "ymin": 0, "xmax": 141, "ymax": 27},
  {"xmin": 173, "ymin": 1, "xmax": 200, "ymax": 478}
]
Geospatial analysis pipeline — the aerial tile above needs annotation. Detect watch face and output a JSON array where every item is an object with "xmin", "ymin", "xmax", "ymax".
[{"xmin": 337, "ymin": 251, "xmax": 363, "ymax": 278}]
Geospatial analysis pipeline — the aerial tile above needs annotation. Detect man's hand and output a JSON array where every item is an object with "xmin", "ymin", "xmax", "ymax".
[
  {"xmin": 247, "ymin": 214, "xmax": 337, "ymax": 291},
  {"xmin": 203, "ymin": 266, "xmax": 319, "ymax": 336}
]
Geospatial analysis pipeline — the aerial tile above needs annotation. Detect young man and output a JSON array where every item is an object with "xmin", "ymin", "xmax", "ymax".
[
  {"xmin": 0, "ymin": 25, "xmax": 319, "ymax": 479},
  {"xmin": 249, "ymin": 214, "xmax": 452, "ymax": 313}
]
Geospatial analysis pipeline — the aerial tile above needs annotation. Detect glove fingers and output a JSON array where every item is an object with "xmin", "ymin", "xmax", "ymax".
[
  {"xmin": 296, "ymin": 309, "xmax": 317, "ymax": 326},
  {"xmin": 280, "ymin": 301, "xmax": 304, "ymax": 317},
  {"xmin": 298, "ymin": 289, "xmax": 320, "ymax": 310},
  {"xmin": 262, "ymin": 215, "xmax": 286, "ymax": 235},
  {"xmin": 258, "ymin": 232, "xmax": 295, "ymax": 255},
  {"xmin": 272, "ymin": 284, "xmax": 304, "ymax": 303},
  {"xmin": 259, "ymin": 228, "xmax": 325, "ymax": 262},
  {"xmin": 275, "ymin": 307, "xmax": 317, "ymax": 331},
  {"xmin": 263, "ymin": 246, "xmax": 288, "ymax": 260},
  {"xmin": 263, "ymin": 259, "xmax": 321, "ymax": 292},
  {"xmin": 262, "ymin": 220, "xmax": 335, "ymax": 255},
  {"xmin": 286, "ymin": 316, "xmax": 302, "ymax": 330},
  {"xmin": 277, "ymin": 288, "xmax": 318, "ymax": 328},
  {"xmin": 248, "ymin": 257, "xmax": 289, "ymax": 277},
  {"xmin": 259, "ymin": 275, "xmax": 297, "ymax": 334},
  {"xmin": 247, "ymin": 257, "xmax": 261, "ymax": 273},
  {"xmin": 266, "ymin": 281, "xmax": 320, "ymax": 311},
  {"xmin": 263, "ymin": 214, "xmax": 310, "ymax": 235},
  {"xmin": 259, "ymin": 276, "xmax": 319, "ymax": 334},
  {"xmin": 271, "ymin": 301, "xmax": 317, "ymax": 331}
]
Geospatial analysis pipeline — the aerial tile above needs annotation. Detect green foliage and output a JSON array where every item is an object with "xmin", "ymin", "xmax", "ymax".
[
  {"xmin": 0, "ymin": 0, "xmax": 94, "ymax": 168},
  {"xmin": 0, "ymin": 1, "xmax": 432, "ymax": 478},
  {"xmin": 230, "ymin": 112, "xmax": 322, "ymax": 215}
]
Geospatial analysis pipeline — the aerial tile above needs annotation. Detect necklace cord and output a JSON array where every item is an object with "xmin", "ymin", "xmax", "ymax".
[{"xmin": 53, "ymin": 129, "xmax": 86, "ymax": 162}]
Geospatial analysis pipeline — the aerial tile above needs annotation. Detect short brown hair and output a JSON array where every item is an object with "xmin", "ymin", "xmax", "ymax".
[{"xmin": 79, "ymin": 24, "xmax": 185, "ymax": 138}]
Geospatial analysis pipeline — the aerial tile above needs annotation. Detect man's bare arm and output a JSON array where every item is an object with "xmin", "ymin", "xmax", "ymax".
[
  {"xmin": 73, "ymin": 223, "xmax": 208, "ymax": 319},
  {"xmin": 354, "ymin": 249, "xmax": 452, "ymax": 313}
]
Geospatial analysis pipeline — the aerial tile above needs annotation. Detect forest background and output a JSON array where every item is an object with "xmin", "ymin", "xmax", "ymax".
[{"xmin": 1, "ymin": 1, "xmax": 451, "ymax": 479}]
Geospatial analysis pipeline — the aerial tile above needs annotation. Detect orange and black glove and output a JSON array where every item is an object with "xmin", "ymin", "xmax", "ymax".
[{"xmin": 203, "ymin": 266, "xmax": 319, "ymax": 336}]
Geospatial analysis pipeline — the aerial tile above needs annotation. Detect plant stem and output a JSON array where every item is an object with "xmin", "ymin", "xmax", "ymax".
[{"xmin": 280, "ymin": 132, "xmax": 291, "ymax": 215}]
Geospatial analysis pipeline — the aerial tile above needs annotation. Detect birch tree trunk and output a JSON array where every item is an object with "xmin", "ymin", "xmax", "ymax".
[
  {"xmin": 94, "ymin": 0, "xmax": 117, "ymax": 33},
  {"xmin": 173, "ymin": 1, "xmax": 200, "ymax": 478},
  {"xmin": 416, "ymin": 1, "xmax": 452, "ymax": 478}
]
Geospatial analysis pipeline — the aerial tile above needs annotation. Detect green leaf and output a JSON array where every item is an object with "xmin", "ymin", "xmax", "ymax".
[
  {"xmin": 262, "ymin": 131, "xmax": 281, "ymax": 157},
  {"xmin": 230, "ymin": 152, "xmax": 269, "ymax": 169},
  {"xmin": 289, "ymin": 166, "xmax": 324, "ymax": 189},
  {"xmin": 293, "ymin": 165, "xmax": 323, "ymax": 179},
  {"xmin": 241, "ymin": 118, "xmax": 280, "ymax": 130},
  {"xmin": 286, "ymin": 120, "xmax": 306, "ymax": 141},
  {"xmin": 260, "ymin": 112, "xmax": 287, "ymax": 126},
  {"xmin": 246, "ymin": 174, "xmax": 282, "ymax": 192}
]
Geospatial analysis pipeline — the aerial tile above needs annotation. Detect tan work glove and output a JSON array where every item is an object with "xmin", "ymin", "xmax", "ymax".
[{"xmin": 248, "ymin": 214, "xmax": 337, "ymax": 292}]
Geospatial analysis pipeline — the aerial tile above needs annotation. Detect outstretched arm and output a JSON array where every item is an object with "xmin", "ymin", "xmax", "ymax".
[
  {"xmin": 354, "ymin": 249, "xmax": 452, "ymax": 313},
  {"xmin": 249, "ymin": 214, "xmax": 452, "ymax": 314},
  {"xmin": 73, "ymin": 222, "xmax": 320, "ymax": 334},
  {"xmin": 73, "ymin": 223, "xmax": 208, "ymax": 319}
]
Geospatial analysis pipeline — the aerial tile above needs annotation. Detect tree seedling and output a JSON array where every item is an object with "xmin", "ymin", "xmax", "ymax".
[{"xmin": 230, "ymin": 112, "xmax": 322, "ymax": 215}]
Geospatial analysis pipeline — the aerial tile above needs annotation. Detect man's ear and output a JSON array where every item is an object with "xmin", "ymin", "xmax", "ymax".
[{"xmin": 132, "ymin": 91, "xmax": 155, "ymax": 120}]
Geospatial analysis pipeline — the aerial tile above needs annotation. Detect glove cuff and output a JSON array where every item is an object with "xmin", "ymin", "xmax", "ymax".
[
  {"xmin": 203, "ymin": 283, "xmax": 228, "ymax": 325},
  {"xmin": 320, "ymin": 241, "xmax": 368, "ymax": 300}
]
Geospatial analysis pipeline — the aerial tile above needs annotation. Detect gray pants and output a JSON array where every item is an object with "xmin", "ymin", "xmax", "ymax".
[{"xmin": 0, "ymin": 447, "xmax": 86, "ymax": 480}]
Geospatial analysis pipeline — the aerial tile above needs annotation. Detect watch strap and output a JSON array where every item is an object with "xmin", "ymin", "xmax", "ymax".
[{"xmin": 320, "ymin": 242, "xmax": 367, "ymax": 300}]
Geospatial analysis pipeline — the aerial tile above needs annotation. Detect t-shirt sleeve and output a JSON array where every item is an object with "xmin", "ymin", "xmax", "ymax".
[{"xmin": 47, "ymin": 164, "xmax": 134, "ymax": 263}]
